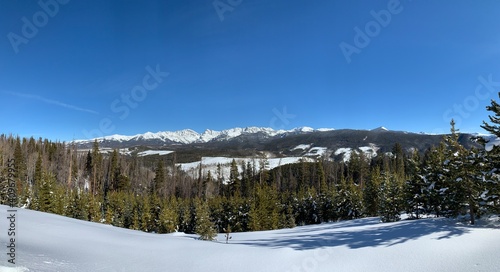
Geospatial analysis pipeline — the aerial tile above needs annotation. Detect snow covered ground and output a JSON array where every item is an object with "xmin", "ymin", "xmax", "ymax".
[{"xmin": 1, "ymin": 205, "xmax": 499, "ymax": 272}]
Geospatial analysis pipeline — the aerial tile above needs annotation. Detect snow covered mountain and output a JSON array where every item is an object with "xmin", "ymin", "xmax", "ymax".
[
  {"xmin": 73, "ymin": 126, "xmax": 481, "ymax": 165},
  {"xmin": 73, "ymin": 126, "xmax": 335, "ymax": 147}
]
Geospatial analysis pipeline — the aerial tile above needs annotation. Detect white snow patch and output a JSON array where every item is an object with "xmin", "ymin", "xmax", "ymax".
[
  {"xmin": 291, "ymin": 144, "xmax": 311, "ymax": 151},
  {"xmin": 335, "ymin": 148, "xmax": 353, "ymax": 162},
  {"xmin": 305, "ymin": 147, "xmax": 328, "ymax": 156},
  {"xmin": 137, "ymin": 150, "xmax": 174, "ymax": 157},
  {"xmin": 359, "ymin": 144, "xmax": 379, "ymax": 159},
  {"xmin": 317, "ymin": 128, "xmax": 335, "ymax": 132},
  {"xmin": 485, "ymin": 136, "xmax": 500, "ymax": 152}
]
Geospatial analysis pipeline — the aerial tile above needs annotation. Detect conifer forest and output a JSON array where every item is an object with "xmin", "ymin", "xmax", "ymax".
[{"xmin": 1, "ymin": 100, "xmax": 500, "ymax": 240}]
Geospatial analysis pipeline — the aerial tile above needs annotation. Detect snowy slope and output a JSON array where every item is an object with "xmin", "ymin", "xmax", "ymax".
[{"xmin": 1, "ymin": 205, "xmax": 499, "ymax": 272}]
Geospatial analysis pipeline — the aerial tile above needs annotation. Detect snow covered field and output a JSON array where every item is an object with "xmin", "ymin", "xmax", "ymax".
[{"xmin": 1, "ymin": 205, "xmax": 499, "ymax": 272}]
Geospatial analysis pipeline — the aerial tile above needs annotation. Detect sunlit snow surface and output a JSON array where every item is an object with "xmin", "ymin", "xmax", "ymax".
[{"xmin": 1, "ymin": 205, "xmax": 499, "ymax": 272}]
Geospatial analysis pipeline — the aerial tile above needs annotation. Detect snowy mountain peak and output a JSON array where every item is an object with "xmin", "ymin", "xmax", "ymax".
[
  {"xmin": 371, "ymin": 126, "xmax": 389, "ymax": 132},
  {"xmin": 73, "ymin": 126, "xmax": 328, "ymax": 146}
]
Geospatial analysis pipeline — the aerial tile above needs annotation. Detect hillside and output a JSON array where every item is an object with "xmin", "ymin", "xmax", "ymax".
[
  {"xmin": 73, "ymin": 126, "xmax": 481, "ymax": 164},
  {"xmin": 1, "ymin": 205, "xmax": 499, "ymax": 272}
]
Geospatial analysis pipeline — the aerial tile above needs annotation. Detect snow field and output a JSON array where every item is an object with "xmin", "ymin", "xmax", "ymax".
[{"xmin": 1, "ymin": 205, "xmax": 499, "ymax": 272}]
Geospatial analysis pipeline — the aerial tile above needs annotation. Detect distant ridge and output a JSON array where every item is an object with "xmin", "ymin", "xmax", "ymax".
[{"xmin": 73, "ymin": 126, "xmax": 336, "ymax": 146}]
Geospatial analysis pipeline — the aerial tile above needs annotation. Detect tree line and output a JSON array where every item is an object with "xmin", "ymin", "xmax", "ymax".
[{"xmin": 1, "ymin": 98, "xmax": 500, "ymax": 240}]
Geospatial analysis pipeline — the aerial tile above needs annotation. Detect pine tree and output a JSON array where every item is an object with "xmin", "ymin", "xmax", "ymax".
[
  {"xmin": 108, "ymin": 149, "xmax": 120, "ymax": 191},
  {"xmin": 336, "ymin": 177, "xmax": 363, "ymax": 220},
  {"xmin": 91, "ymin": 140, "xmax": 103, "ymax": 195},
  {"xmin": 442, "ymin": 120, "xmax": 483, "ymax": 224},
  {"xmin": 405, "ymin": 149, "xmax": 427, "ymax": 219},
  {"xmin": 160, "ymin": 197, "xmax": 178, "ymax": 233},
  {"xmin": 13, "ymin": 137, "xmax": 26, "ymax": 182},
  {"xmin": 194, "ymin": 198, "xmax": 217, "ymax": 241},
  {"xmin": 38, "ymin": 172, "xmax": 56, "ymax": 213},
  {"xmin": 153, "ymin": 159, "xmax": 166, "ymax": 196},
  {"xmin": 422, "ymin": 143, "xmax": 447, "ymax": 217},
  {"xmin": 229, "ymin": 159, "xmax": 241, "ymax": 197},
  {"xmin": 364, "ymin": 167, "xmax": 382, "ymax": 217},
  {"xmin": 480, "ymin": 95, "xmax": 500, "ymax": 213},
  {"xmin": 140, "ymin": 196, "xmax": 152, "ymax": 232},
  {"xmin": 378, "ymin": 173, "xmax": 404, "ymax": 222}
]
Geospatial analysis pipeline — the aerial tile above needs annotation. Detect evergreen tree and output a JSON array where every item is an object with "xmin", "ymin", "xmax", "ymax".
[
  {"xmin": 91, "ymin": 140, "xmax": 103, "ymax": 195},
  {"xmin": 336, "ymin": 177, "xmax": 363, "ymax": 220},
  {"xmin": 108, "ymin": 149, "xmax": 120, "ymax": 191},
  {"xmin": 422, "ymin": 143, "xmax": 447, "ymax": 217},
  {"xmin": 38, "ymin": 172, "xmax": 57, "ymax": 213},
  {"xmin": 442, "ymin": 120, "xmax": 483, "ymax": 224},
  {"xmin": 153, "ymin": 159, "xmax": 166, "ymax": 196},
  {"xmin": 13, "ymin": 137, "xmax": 26, "ymax": 182},
  {"xmin": 364, "ymin": 167, "xmax": 382, "ymax": 217},
  {"xmin": 194, "ymin": 198, "xmax": 217, "ymax": 241},
  {"xmin": 480, "ymin": 95, "xmax": 500, "ymax": 212},
  {"xmin": 378, "ymin": 173, "xmax": 404, "ymax": 222},
  {"xmin": 229, "ymin": 159, "xmax": 241, "ymax": 197},
  {"xmin": 160, "ymin": 197, "xmax": 178, "ymax": 233},
  {"xmin": 405, "ymin": 149, "xmax": 426, "ymax": 219}
]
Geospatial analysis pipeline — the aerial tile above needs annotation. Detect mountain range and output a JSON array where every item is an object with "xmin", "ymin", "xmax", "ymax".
[
  {"xmin": 74, "ymin": 126, "xmax": 335, "ymax": 146},
  {"xmin": 73, "ymin": 126, "xmax": 480, "ymax": 164}
]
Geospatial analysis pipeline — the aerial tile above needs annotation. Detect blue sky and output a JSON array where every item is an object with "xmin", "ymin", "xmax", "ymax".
[{"xmin": 1, "ymin": 0, "xmax": 500, "ymax": 141}]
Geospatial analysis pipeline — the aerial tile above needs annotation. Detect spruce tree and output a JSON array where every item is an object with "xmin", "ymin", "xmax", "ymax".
[
  {"xmin": 480, "ymin": 95, "xmax": 500, "ymax": 213},
  {"xmin": 38, "ymin": 172, "xmax": 56, "ymax": 213},
  {"xmin": 405, "ymin": 149, "xmax": 427, "ymax": 219},
  {"xmin": 160, "ymin": 197, "xmax": 178, "ymax": 233},
  {"xmin": 194, "ymin": 198, "xmax": 217, "ymax": 241},
  {"xmin": 422, "ymin": 143, "xmax": 447, "ymax": 217},
  {"xmin": 378, "ymin": 173, "xmax": 404, "ymax": 222},
  {"xmin": 91, "ymin": 140, "xmax": 103, "ymax": 195},
  {"xmin": 229, "ymin": 159, "xmax": 241, "ymax": 197},
  {"xmin": 443, "ymin": 120, "xmax": 483, "ymax": 224},
  {"xmin": 364, "ymin": 167, "xmax": 382, "ymax": 217},
  {"xmin": 153, "ymin": 159, "xmax": 166, "ymax": 196}
]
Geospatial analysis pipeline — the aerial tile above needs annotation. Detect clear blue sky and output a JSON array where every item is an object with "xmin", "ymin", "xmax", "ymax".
[{"xmin": 1, "ymin": 0, "xmax": 500, "ymax": 141}]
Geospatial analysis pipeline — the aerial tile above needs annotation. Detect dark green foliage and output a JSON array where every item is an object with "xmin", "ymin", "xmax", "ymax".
[
  {"xmin": 194, "ymin": 198, "xmax": 217, "ymax": 241},
  {"xmin": 405, "ymin": 150, "xmax": 426, "ymax": 219},
  {"xmin": 378, "ymin": 173, "xmax": 404, "ymax": 222},
  {"xmin": 364, "ymin": 167, "xmax": 382, "ymax": 217}
]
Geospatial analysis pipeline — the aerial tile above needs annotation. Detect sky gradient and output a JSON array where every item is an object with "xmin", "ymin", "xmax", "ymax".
[{"xmin": 1, "ymin": 0, "xmax": 500, "ymax": 141}]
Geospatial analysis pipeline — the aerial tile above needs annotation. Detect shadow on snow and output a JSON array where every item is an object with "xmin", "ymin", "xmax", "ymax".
[{"xmin": 233, "ymin": 218, "xmax": 470, "ymax": 251}]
